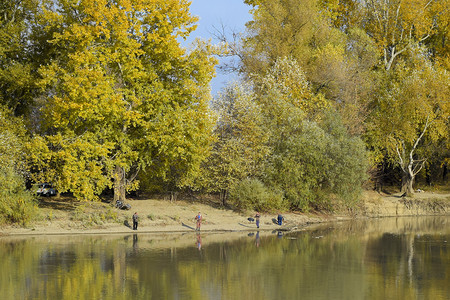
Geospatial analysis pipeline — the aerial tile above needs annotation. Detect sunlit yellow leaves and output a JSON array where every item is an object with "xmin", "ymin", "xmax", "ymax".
[
  {"xmin": 366, "ymin": 57, "xmax": 449, "ymax": 170},
  {"xmin": 0, "ymin": 105, "xmax": 28, "ymax": 173},
  {"xmin": 34, "ymin": 0, "xmax": 216, "ymax": 201},
  {"xmin": 361, "ymin": 0, "xmax": 445, "ymax": 70}
]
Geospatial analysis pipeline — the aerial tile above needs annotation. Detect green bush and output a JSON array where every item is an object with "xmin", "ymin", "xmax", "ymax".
[
  {"xmin": 229, "ymin": 178, "xmax": 285, "ymax": 212},
  {"xmin": 0, "ymin": 168, "xmax": 37, "ymax": 226},
  {"xmin": 0, "ymin": 105, "xmax": 37, "ymax": 225},
  {"xmin": 264, "ymin": 109, "xmax": 368, "ymax": 212}
]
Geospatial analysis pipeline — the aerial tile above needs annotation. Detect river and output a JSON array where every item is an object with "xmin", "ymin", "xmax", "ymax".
[{"xmin": 1, "ymin": 216, "xmax": 448, "ymax": 299}]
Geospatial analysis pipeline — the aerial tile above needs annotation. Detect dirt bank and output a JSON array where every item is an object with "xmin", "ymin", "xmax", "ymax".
[
  {"xmin": 1, "ymin": 191, "xmax": 448, "ymax": 236},
  {"xmin": 362, "ymin": 190, "xmax": 449, "ymax": 217}
]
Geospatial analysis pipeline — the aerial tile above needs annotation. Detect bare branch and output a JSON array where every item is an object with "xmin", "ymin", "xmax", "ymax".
[
  {"xmin": 395, "ymin": 139, "xmax": 406, "ymax": 172},
  {"xmin": 424, "ymin": 0, "xmax": 433, "ymax": 10},
  {"xmin": 412, "ymin": 114, "xmax": 432, "ymax": 152},
  {"xmin": 412, "ymin": 159, "xmax": 427, "ymax": 176}
]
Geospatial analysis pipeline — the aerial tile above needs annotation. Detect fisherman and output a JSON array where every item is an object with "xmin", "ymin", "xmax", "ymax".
[
  {"xmin": 277, "ymin": 214, "xmax": 283, "ymax": 226},
  {"xmin": 132, "ymin": 212, "xmax": 139, "ymax": 230},
  {"xmin": 255, "ymin": 211, "xmax": 261, "ymax": 228},
  {"xmin": 195, "ymin": 212, "xmax": 202, "ymax": 231}
]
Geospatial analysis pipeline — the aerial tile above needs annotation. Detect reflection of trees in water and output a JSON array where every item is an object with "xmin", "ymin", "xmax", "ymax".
[
  {"xmin": 0, "ymin": 237, "xmax": 142, "ymax": 299},
  {"xmin": 365, "ymin": 231, "xmax": 449, "ymax": 299},
  {"xmin": 1, "ymin": 217, "xmax": 448, "ymax": 299},
  {"xmin": 324, "ymin": 216, "xmax": 449, "ymax": 299}
]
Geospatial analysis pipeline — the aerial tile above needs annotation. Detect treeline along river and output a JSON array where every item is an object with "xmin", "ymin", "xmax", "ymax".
[{"xmin": 1, "ymin": 216, "xmax": 448, "ymax": 299}]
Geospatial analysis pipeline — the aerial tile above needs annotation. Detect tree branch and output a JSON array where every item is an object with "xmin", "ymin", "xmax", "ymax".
[
  {"xmin": 412, "ymin": 159, "xmax": 427, "ymax": 176},
  {"xmin": 395, "ymin": 139, "xmax": 406, "ymax": 173}
]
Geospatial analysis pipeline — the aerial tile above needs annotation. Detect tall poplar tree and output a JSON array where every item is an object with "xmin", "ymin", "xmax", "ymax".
[
  {"xmin": 242, "ymin": 0, "xmax": 378, "ymax": 134},
  {"xmin": 30, "ymin": 0, "xmax": 217, "ymax": 201}
]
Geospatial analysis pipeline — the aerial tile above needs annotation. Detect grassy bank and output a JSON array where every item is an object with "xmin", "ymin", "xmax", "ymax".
[{"xmin": 1, "ymin": 190, "xmax": 449, "ymax": 236}]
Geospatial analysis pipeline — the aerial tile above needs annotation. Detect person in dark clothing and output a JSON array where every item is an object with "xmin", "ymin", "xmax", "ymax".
[
  {"xmin": 255, "ymin": 212, "xmax": 261, "ymax": 228},
  {"xmin": 277, "ymin": 214, "xmax": 283, "ymax": 226},
  {"xmin": 132, "ymin": 212, "xmax": 139, "ymax": 230},
  {"xmin": 255, "ymin": 231, "xmax": 260, "ymax": 247}
]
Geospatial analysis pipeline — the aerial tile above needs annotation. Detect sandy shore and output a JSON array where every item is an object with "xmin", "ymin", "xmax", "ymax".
[
  {"xmin": 1, "ymin": 190, "xmax": 448, "ymax": 237},
  {"xmin": 1, "ymin": 198, "xmax": 341, "ymax": 236}
]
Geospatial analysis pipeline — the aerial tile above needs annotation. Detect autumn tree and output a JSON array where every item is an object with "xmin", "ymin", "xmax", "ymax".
[
  {"xmin": 240, "ymin": 0, "xmax": 379, "ymax": 135},
  {"xmin": 251, "ymin": 56, "xmax": 329, "ymax": 119},
  {"xmin": 365, "ymin": 53, "xmax": 449, "ymax": 195},
  {"xmin": 0, "ymin": 0, "xmax": 40, "ymax": 116},
  {"xmin": 355, "ymin": 0, "xmax": 447, "ymax": 71},
  {"xmin": 30, "ymin": 0, "xmax": 217, "ymax": 201},
  {"xmin": 424, "ymin": 1, "xmax": 450, "ymax": 69},
  {"xmin": 321, "ymin": 0, "xmax": 450, "ymax": 190},
  {"xmin": 242, "ymin": 0, "xmax": 346, "ymax": 89}
]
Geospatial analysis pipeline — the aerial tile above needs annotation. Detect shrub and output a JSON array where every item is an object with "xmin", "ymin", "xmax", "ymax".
[
  {"xmin": 264, "ymin": 110, "xmax": 368, "ymax": 211},
  {"xmin": 229, "ymin": 178, "xmax": 285, "ymax": 212},
  {"xmin": 0, "ymin": 167, "xmax": 37, "ymax": 226},
  {"xmin": 70, "ymin": 204, "xmax": 119, "ymax": 226},
  {"xmin": 0, "ymin": 105, "xmax": 37, "ymax": 225}
]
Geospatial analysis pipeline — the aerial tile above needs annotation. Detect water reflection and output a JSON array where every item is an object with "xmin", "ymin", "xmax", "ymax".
[
  {"xmin": 132, "ymin": 233, "xmax": 138, "ymax": 251},
  {"xmin": 0, "ymin": 216, "xmax": 448, "ymax": 299},
  {"xmin": 196, "ymin": 233, "xmax": 202, "ymax": 251}
]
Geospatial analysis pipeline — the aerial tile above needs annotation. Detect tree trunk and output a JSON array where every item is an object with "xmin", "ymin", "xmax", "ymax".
[
  {"xmin": 395, "ymin": 118, "xmax": 431, "ymax": 197},
  {"xmin": 401, "ymin": 168, "xmax": 415, "ymax": 196},
  {"xmin": 114, "ymin": 166, "xmax": 126, "ymax": 202},
  {"xmin": 220, "ymin": 189, "xmax": 228, "ymax": 206},
  {"xmin": 443, "ymin": 163, "xmax": 448, "ymax": 182}
]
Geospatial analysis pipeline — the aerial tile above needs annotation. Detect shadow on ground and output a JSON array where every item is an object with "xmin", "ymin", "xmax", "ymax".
[{"xmin": 37, "ymin": 197, "xmax": 78, "ymax": 211}]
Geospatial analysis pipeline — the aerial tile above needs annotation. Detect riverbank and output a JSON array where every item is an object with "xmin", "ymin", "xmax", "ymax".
[{"xmin": 1, "ymin": 190, "xmax": 449, "ymax": 236}]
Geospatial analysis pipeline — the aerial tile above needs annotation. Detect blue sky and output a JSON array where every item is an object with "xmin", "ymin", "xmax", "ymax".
[{"xmin": 185, "ymin": 0, "xmax": 252, "ymax": 95}]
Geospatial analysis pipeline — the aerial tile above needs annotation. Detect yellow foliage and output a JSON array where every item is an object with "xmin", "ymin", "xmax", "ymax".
[
  {"xmin": 362, "ymin": 0, "xmax": 446, "ymax": 70},
  {"xmin": 32, "ymin": 0, "xmax": 217, "ymax": 201}
]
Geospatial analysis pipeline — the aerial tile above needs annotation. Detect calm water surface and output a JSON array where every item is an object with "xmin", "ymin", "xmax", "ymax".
[{"xmin": 1, "ymin": 216, "xmax": 449, "ymax": 300}]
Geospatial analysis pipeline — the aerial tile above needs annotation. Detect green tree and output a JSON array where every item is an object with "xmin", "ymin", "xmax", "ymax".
[
  {"xmin": 31, "ymin": 0, "xmax": 217, "ymax": 201},
  {"xmin": 202, "ymin": 82, "xmax": 270, "ymax": 205},
  {"xmin": 260, "ymin": 91, "xmax": 367, "ymax": 211},
  {"xmin": 229, "ymin": 178, "xmax": 284, "ymax": 212},
  {"xmin": 255, "ymin": 58, "xmax": 368, "ymax": 211}
]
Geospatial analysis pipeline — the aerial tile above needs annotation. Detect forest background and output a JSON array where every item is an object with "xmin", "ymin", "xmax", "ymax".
[{"xmin": 0, "ymin": 0, "xmax": 448, "ymax": 226}]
